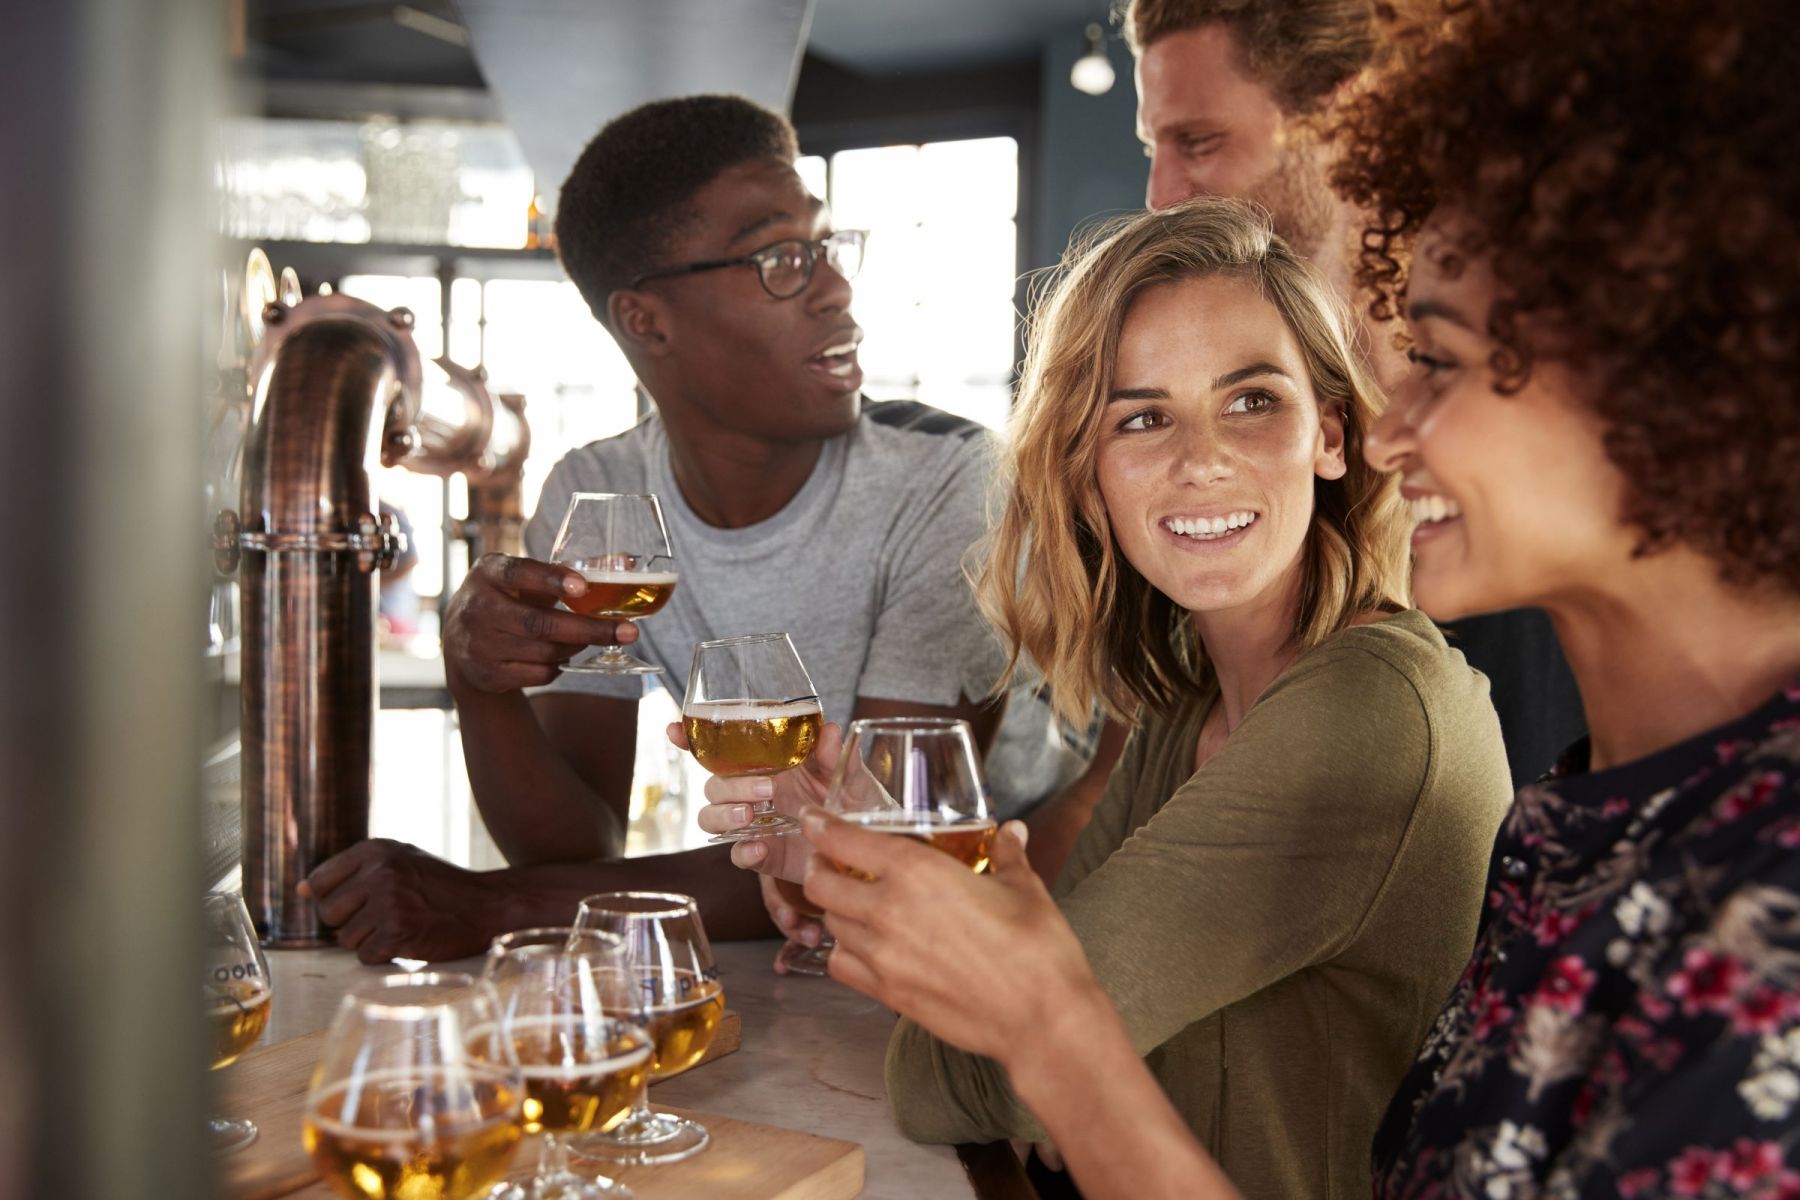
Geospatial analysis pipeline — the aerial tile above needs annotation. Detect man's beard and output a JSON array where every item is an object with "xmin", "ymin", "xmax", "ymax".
[{"xmin": 1247, "ymin": 141, "xmax": 1337, "ymax": 264}]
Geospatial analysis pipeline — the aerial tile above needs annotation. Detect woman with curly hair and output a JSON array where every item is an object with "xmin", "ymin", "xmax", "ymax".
[{"xmin": 792, "ymin": 0, "xmax": 1800, "ymax": 1196}]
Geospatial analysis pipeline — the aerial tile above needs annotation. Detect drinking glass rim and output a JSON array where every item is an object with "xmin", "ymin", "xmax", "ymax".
[
  {"xmin": 575, "ymin": 890, "xmax": 698, "ymax": 920},
  {"xmin": 694, "ymin": 631, "xmax": 795, "ymax": 650},
  {"xmin": 566, "ymin": 490, "xmax": 659, "ymax": 504},
  {"xmin": 845, "ymin": 716, "xmax": 972, "ymax": 735},
  {"xmin": 487, "ymin": 926, "xmax": 624, "ymax": 953},
  {"xmin": 342, "ymin": 970, "xmax": 491, "ymax": 1017}
]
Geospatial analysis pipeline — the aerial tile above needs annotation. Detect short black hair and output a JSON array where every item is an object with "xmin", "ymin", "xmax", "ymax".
[{"xmin": 554, "ymin": 94, "xmax": 799, "ymax": 326}]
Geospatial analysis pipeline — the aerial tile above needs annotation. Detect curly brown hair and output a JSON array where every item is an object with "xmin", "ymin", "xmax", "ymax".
[
  {"xmin": 1116, "ymin": 0, "xmax": 1380, "ymax": 114},
  {"xmin": 1330, "ymin": 0, "xmax": 1800, "ymax": 591},
  {"xmin": 554, "ymin": 95, "xmax": 798, "ymax": 327}
]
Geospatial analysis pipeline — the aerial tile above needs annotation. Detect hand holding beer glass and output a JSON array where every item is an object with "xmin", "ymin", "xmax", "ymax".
[
  {"xmin": 682, "ymin": 633, "xmax": 823, "ymax": 841},
  {"xmin": 550, "ymin": 492, "xmax": 677, "ymax": 675},
  {"xmin": 569, "ymin": 892, "xmax": 724, "ymax": 1166},
  {"xmin": 204, "ymin": 891, "xmax": 273, "ymax": 1152},
  {"xmin": 483, "ymin": 929, "xmax": 652, "ymax": 1200},
  {"xmin": 823, "ymin": 717, "xmax": 998, "ymax": 875},
  {"xmin": 303, "ymin": 973, "xmax": 525, "ymax": 1200}
]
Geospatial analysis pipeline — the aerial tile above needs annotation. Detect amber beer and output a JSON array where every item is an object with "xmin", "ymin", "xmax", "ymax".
[
  {"xmin": 566, "ymin": 568, "xmax": 678, "ymax": 618},
  {"xmin": 682, "ymin": 699, "xmax": 822, "ymax": 776},
  {"xmin": 499, "ymin": 1018, "xmax": 653, "ymax": 1135},
  {"xmin": 207, "ymin": 983, "xmax": 273, "ymax": 1070},
  {"xmin": 836, "ymin": 813, "xmax": 999, "ymax": 877},
  {"xmin": 628, "ymin": 968, "xmax": 727, "ymax": 1080},
  {"xmin": 304, "ymin": 1068, "xmax": 523, "ymax": 1200}
]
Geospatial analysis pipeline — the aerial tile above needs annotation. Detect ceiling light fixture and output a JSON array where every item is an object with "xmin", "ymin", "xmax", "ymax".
[{"xmin": 1070, "ymin": 23, "xmax": 1116, "ymax": 96}]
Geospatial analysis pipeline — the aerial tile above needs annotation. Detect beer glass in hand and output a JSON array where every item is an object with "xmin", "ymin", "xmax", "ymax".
[
  {"xmin": 550, "ymin": 492, "xmax": 677, "ymax": 675},
  {"xmin": 825, "ymin": 717, "xmax": 997, "ymax": 875},
  {"xmin": 569, "ymin": 893, "xmax": 724, "ymax": 1166},
  {"xmin": 683, "ymin": 632, "xmax": 822, "ymax": 841},
  {"xmin": 204, "ymin": 891, "xmax": 273, "ymax": 1152},
  {"xmin": 483, "ymin": 929, "xmax": 652, "ymax": 1200},
  {"xmin": 303, "ymin": 973, "xmax": 525, "ymax": 1200}
]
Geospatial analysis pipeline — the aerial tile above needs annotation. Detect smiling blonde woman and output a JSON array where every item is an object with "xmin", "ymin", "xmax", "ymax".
[{"xmin": 860, "ymin": 198, "xmax": 1515, "ymax": 1199}]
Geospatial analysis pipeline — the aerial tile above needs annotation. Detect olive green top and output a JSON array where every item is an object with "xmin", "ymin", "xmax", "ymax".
[{"xmin": 884, "ymin": 610, "xmax": 1515, "ymax": 1200}]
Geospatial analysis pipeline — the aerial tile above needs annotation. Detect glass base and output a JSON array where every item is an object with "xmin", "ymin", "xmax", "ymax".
[
  {"xmin": 207, "ymin": 1115, "xmax": 258, "ymax": 1154},
  {"xmin": 568, "ymin": 1111, "xmax": 710, "ymax": 1167},
  {"xmin": 560, "ymin": 650, "xmax": 661, "ymax": 676},
  {"xmin": 777, "ymin": 939, "xmax": 833, "ymax": 977},
  {"xmin": 706, "ymin": 811, "xmax": 799, "ymax": 843},
  {"xmin": 493, "ymin": 1168, "xmax": 634, "ymax": 1200}
]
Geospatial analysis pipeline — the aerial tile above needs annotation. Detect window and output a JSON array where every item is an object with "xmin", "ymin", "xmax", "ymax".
[{"xmin": 821, "ymin": 136, "xmax": 1019, "ymax": 432}]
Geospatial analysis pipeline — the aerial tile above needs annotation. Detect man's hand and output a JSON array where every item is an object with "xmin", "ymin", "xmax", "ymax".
[
  {"xmin": 443, "ymin": 553, "xmax": 637, "ymax": 694},
  {"xmin": 300, "ymin": 839, "xmax": 515, "ymax": 964}
]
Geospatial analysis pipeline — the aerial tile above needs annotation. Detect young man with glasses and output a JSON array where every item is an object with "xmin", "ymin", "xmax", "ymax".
[{"xmin": 299, "ymin": 94, "xmax": 1093, "ymax": 964}]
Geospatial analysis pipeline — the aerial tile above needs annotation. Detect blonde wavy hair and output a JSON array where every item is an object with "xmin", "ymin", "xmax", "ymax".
[{"xmin": 978, "ymin": 198, "xmax": 1408, "ymax": 727}]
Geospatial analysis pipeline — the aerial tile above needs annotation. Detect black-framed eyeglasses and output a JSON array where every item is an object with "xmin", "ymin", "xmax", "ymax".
[{"xmin": 630, "ymin": 229, "xmax": 868, "ymax": 300}]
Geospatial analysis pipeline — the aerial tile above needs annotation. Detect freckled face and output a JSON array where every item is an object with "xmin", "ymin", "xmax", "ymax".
[
  {"xmin": 1364, "ymin": 215, "xmax": 1635, "ymax": 620},
  {"xmin": 1096, "ymin": 274, "xmax": 1347, "ymax": 620}
]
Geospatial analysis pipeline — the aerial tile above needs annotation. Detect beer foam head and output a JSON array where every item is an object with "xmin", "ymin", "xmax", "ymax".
[
  {"xmin": 576, "ymin": 568, "xmax": 678, "ymax": 585},
  {"xmin": 683, "ymin": 698, "xmax": 821, "ymax": 721},
  {"xmin": 844, "ymin": 811, "xmax": 996, "ymax": 832}
]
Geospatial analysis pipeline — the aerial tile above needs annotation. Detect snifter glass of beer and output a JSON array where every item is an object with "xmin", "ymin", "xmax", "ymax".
[
  {"xmin": 825, "ymin": 717, "xmax": 998, "ymax": 876},
  {"xmin": 550, "ymin": 492, "xmax": 677, "ymax": 675},
  {"xmin": 568, "ymin": 893, "xmax": 724, "ymax": 1166},
  {"xmin": 482, "ymin": 928, "xmax": 651, "ymax": 1199},
  {"xmin": 303, "ymin": 973, "xmax": 525, "ymax": 1200},
  {"xmin": 204, "ymin": 891, "xmax": 273, "ymax": 1152},
  {"xmin": 683, "ymin": 632, "xmax": 822, "ymax": 841}
]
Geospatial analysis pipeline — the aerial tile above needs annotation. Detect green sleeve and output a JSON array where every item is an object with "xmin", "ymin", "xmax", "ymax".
[
  {"xmin": 883, "ymin": 643, "xmax": 1435, "ymax": 1144},
  {"xmin": 1053, "ymin": 712, "xmax": 1153, "ymax": 897}
]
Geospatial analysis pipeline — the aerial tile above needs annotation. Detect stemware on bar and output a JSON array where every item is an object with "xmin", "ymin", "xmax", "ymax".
[
  {"xmin": 302, "ymin": 972, "xmax": 525, "ymax": 1200},
  {"xmin": 483, "ymin": 928, "xmax": 651, "ymax": 1200},
  {"xmin": 568, "ymin": 892, "xmax": 724, "ymax": 1166},
  {"xmin": 204, "ymin": 891, "xmax": 274, "ymax": 1153}
]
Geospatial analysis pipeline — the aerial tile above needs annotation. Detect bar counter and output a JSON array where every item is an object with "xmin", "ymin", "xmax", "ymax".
[{"xmin": 255, "ymin": 937, "xmax": 980, "ymax": 1199}]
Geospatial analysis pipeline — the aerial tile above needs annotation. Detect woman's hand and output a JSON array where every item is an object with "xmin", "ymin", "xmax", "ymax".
[
  {"xmin": 669, "ymin": 719, "xmax": 844, "ymax": 882},
  {"xmin": 799, "ymin": 806, "xmax": 1107, "ymax": 1064}
]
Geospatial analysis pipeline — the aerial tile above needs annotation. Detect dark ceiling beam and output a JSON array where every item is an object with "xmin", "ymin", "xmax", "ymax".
[
  {"xmin": 258, "ymin": 78, "xmax": 500, "ymax": 121},
  {"xmin": 255, "ymin": 3, "xmax": 468, "ymax": 46}
]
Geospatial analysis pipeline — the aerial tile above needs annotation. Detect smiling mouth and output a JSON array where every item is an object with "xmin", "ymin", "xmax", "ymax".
[
  {"xmin": 810, "ymin": 339, "xmax": 859, "ymax": 377},
  {"xmin": 1408, "ymin": 495, "xmax": 1463, "ymax": 525},
  {"xmin": 1163, "ymin": 511, "xmax": 1258, "ymax": 540}
]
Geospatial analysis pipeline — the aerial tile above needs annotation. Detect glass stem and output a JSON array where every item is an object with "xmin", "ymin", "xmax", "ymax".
[{"xmin": 542, "ymin": 1131, "xmax": 570, "ymax": 1176}]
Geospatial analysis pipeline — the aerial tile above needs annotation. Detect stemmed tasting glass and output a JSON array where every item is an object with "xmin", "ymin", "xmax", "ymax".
[
  {"xmin": 683, "ymin": 632, "xmax": 822, "ymax": 841},
  {"xmin": 302, "ymin": 972, "xmax": 525, "ymax": 1200},
  {"xmin": 824, "ymin": 717, "xmax": 998, "ymax": 875},
  {"xmin": 568, "ymin": 893, "xmax": 724, "ymax": 1166},
  {"xmin": 204, "ymin": 891, "xmax": 274, "ymax": 1153},
  {"xmin": 550, "ymin": 492, "xmax": 677, "ymax": 675},
  {"xmin": 483, "ymin": 928, "xmax": 653, "ymax": 1200}
]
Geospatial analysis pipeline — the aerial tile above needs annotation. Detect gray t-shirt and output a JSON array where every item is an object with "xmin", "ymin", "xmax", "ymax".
[{"xmin": 523, "ymin": 399, "xmax": 1083, "ymax": 818}]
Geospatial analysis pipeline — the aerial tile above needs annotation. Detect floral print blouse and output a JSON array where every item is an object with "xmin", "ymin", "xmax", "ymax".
[{"xmin": 1373, "ymin": 679, "xmax": 1800, "ymax": 1199}]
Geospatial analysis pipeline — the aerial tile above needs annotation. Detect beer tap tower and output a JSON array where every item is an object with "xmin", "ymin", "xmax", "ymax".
[{"xmin": 215, "ymin": 293, "xmax": 421, "ymax": 947}]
